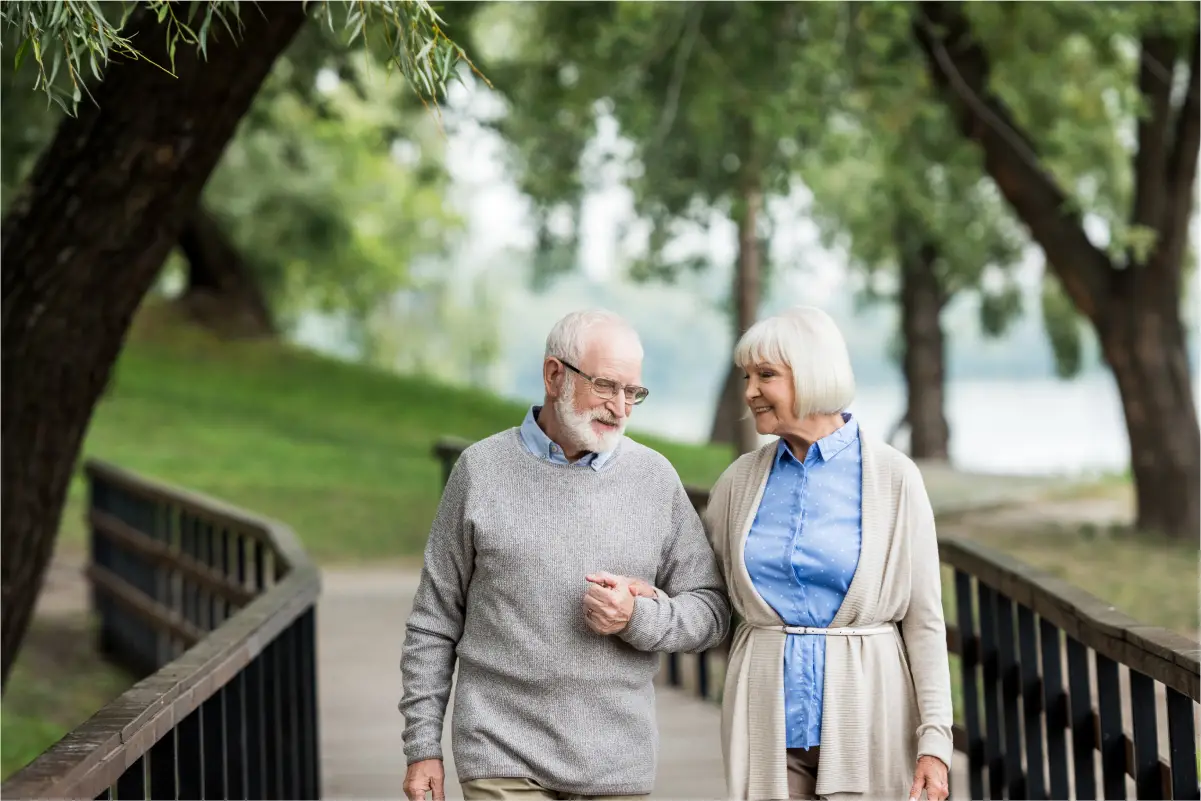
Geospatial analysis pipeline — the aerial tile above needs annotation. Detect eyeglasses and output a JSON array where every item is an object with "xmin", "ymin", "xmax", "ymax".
[{"xmin": 558, "ymin": 359, "xmax": 650, "ymax": 405}]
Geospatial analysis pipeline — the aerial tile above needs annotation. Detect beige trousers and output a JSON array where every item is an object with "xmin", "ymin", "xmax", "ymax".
[
  {"xmin": 786, "ymin": 747, "xmax": 821, "ymax": 800},
  {"xmin": 461, "ymin": 777, "xmax": 646, "ymax": 801}
]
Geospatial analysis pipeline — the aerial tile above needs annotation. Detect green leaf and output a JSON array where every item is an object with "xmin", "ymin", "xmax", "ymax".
[
  {"xmin": 14, "ymin": 37, "xmax": 28, "ymax": 70},
  {"xmin": 198, "ymin": 11, "xmax": 210, "ymax": 60}
]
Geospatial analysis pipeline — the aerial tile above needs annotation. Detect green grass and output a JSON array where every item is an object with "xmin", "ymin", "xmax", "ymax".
[
  {"xmin": 60, "ymin": 305, "xmax": 734, "ymax": 562},
  {"xmin": 1, "ymin": 615, "xmax": 135, "ymax": 780}
]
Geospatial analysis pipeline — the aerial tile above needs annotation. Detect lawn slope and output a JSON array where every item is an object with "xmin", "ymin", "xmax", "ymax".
[{"xmin": 62, "ymin": 306, "xmax": 734, "ymax": 562}]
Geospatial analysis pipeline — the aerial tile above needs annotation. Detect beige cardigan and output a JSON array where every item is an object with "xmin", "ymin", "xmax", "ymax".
[{"xmin": 703, "ymin": 435, "xmax": 954, "ymax": 800}]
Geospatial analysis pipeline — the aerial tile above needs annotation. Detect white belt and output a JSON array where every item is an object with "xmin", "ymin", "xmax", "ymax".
[{"xmin": 753, "ymin": 623, "xmax": 896, "ymax": 636}]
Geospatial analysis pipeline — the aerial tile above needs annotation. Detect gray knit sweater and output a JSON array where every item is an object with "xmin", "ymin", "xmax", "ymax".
[{"xmin": 399, "ymin": 428, "xmax": 730, "ymax": 795}]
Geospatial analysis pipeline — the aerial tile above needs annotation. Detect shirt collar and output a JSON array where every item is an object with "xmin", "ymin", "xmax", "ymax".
[
  {"xmin": 775, "ymin": 412, "xmax": 859, "ymax": 466},
  {"xmin": 519, "ymin": 405, "xmax": 615, "ymax": 470}
]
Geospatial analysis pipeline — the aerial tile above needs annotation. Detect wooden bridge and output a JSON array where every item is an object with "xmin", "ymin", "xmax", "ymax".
[{"xmin": 3, "ymin": 440, "xmax": 1198, "ymax": 800}]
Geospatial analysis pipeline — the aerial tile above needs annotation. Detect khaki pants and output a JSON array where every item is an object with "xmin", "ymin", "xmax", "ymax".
[
  {"xmin": 786, "ymin": 747, "xmax": 821, "ymax": 800},
  {"xmin": 461, "ymin": 777, "xmax": 647, "ymax": 801}
]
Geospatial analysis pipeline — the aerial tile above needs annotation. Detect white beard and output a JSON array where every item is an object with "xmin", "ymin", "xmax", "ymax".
[{"xmin": 555, "ymin": 388, "xmax": 626, "ymax": 454}]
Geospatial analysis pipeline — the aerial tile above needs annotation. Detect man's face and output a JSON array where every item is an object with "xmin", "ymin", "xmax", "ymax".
[{"xmin": 554, "ymin": 327, "xmax": 643, "ymax": 452}]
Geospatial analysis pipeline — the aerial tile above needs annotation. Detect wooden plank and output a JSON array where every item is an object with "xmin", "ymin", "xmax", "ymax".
[
  {"xmin": 91, "ymin": 509, "xmax": 256, "ymax": 607},
  {"xmin": 87, "ymin": 563, "xmax": 204, "ymax": 648},
  {"xmin": 84, "ymin": 460, "xmax": 312, "ymax": 572}
]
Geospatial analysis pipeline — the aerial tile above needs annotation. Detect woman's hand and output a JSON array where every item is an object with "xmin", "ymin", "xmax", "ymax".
[
  {"xmin": 909, "ymin": 755, "xmax": 948, "ymax": 801},
  {"xmin": 585, "ymin": 573, "xmax": 659, "ymax": 598}
]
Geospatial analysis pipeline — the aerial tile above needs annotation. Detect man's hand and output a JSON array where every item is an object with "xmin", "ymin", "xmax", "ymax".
[
  {"xmin": 909, "ymin": 755, "xmax": 949, "ymax": 801},
  {"xmin": 583, "ymin": 571, "xmax": 637, "ymax": 634},
  {"xmin": 586, "ymin": 572, "xmax": 659, "ymax": 598},
  {"xmin": 404, "ymin": 758, "xmax": 445, "ymax": 800}
]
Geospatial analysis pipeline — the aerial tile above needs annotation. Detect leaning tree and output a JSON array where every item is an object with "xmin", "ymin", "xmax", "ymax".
[
  {"xmin": 914, "ymin": 1, "xmax": 1200, "ymax": 540},
  {"xmin": 0, "ymin": 0, "xmax": 475, "ymax": 687}
]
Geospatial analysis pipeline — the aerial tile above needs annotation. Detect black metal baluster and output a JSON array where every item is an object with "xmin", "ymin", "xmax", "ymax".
[
  {"xmin": 1166, "ymin": 687, "xmax": 1198, "ymax": 800},
  {"xmin": 300, "ymin": 607, "xmax": 321, "ymax": 799},
  {"xmin": 666, "ymin": 653, "xmax": 681, "ymax": 688},
  {"xmin": 176, "ymin": 706, "xmax": 205, "ymax": 801},
  {"xmin": 236, "ymin": 534, "xmax": 248, "ymax": 594},
  {"xmin": 254, "ymin": 541, "xmax": 267, "ymax": 592},
  {"xmin": 1039, "ymin": 619, "xmax": 1070, "ymax": 800},
  {"xmin": 245, "ymin": 653, "xmax": 268, "ymax": 799},
  {"xmin": 264, "ymin": 638, "xmax": 284, "ymax": 799},
  {"xmin": 283, "ymin": 623, "xmax": 301, "ymax": 799},
  {"xmin": 224, "ymin": 669, "xmax": 249, "ymax": 800},
  {"xmin": 148, "ymin": 726, "xmax": 179, "ymax": 800},
  {"xmin": 204, "ymin": 522, "xmax": 218, "ymax": 631},
  {"xmin": 977, "ymin": 583, "xmax": 1004, "ymax": 798},
  {"xmin": 1128, "ymin": 669, "xmax": 1159, "ymax": 799},
  {"xmin": 115, "ymin": 755, "xmax": 147, "ymax": 800},
  {"xmin": 220, "ymin": 529, "xmax": 233, "ymax": 620},
  {"xmin": 1017, "ymin": 606, "xmax": 1046, "ymax": 799},
  {"xmin": 955, "ymin": 570, "xmax": 985, "ymax": 801},
  {"xmin": 202, "ymin": 688, "xmax": 227, "ymax": 799},
  {"xmin": 697, "ymin": 650, "xmax": 710, "ymax": 701},
  {"xmin": 181, "ymin": 514, "xmax": 198, "ymax": 631},
  {"xmin": 996, "ymin": 596, "xmax": 1025, "ymax": 799},
  {"xmin": 1067, "ymin": 636, "xmax": 1097, "ymax": 800},
  {"xmin": 1095, "ymin": 654, "xmax": 1125, "ymax": 799}
]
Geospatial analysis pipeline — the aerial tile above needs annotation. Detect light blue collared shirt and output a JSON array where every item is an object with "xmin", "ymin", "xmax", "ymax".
[
  {"xmin": 518, "ymin": 405, "xmax": 617, "ymax": 471},
  {"xmin": 744, "ymin": 413, "xmax": 863, "ymax": 749}
]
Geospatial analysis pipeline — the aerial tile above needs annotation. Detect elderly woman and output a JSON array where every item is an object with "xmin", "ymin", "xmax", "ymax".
[{"xmin": 704, "ymin": 305, "xmax": 953, "ymax": 801}]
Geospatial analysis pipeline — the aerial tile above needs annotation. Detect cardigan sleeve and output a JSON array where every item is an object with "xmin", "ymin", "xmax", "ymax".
[
  {"xmin": 899, "ymin": 464, "xmax": 956, "ymax": 769},
  {"xmin": 701, "ymin": 466, "xmax": 735, "ymax": 581}
]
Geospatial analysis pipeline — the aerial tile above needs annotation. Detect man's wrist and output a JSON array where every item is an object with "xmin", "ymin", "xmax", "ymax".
[
  {"xmin": 405, "ymin": 748, "xmax": 443, "ymax": 765},
  {"xmin": 617, "ymin": 595, "xmax": 660, "ymax": 649},
  {"xmin": 616, "ymin": 594, "xmax": 637, "ymax": 633}
]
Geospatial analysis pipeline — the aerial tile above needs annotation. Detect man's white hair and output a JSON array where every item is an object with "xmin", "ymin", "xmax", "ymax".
[
  {"xmin": 733, "ymin": 305, "xmax": 856, "ymax": 418},
  {"xmin": 544, "ymin": 308, "xmax": 643, "ymax": 364}
]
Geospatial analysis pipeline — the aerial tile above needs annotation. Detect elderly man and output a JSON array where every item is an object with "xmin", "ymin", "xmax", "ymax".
[{"xmin": 400, "ymin": 309, "xmax": 729, "ymax": 801}]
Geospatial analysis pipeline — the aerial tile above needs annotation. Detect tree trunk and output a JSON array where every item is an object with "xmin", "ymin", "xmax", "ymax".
[
  {"xmin": 1098, "ymin": 275, "xmax": 1200, "ymax": 539},
  {"xmin": 898, "ymin": 235, "xmax": 950, "ymax": 461},
  {"xmin": 0, "ymin": 4, "xmax": 307, "ymax": 688},
  {"xmin": 709, "ymin": 171, "xmax": 763, "ymax": 456},
  {"xmin": 915, "ymin": 2, "xmax": 1201, "ymax": 539},
  {"xmin": 176, "ymin": 206, "xmax": 276, "ymax": 338}
]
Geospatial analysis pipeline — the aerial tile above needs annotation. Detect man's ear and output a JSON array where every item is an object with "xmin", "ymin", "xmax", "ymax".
[{"xmin": 543, "ymin": 357, "xmax": 563, "ymax": 399}]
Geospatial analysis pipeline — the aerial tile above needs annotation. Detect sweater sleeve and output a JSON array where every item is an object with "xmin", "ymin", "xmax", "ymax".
[
  {"xmin": 899, "ymin": 464, "xmax": 956, "ymax": 768},
  {"xmin": 618, "ymin": 479, "xmax": 730, "ymax": 654},
  {"xmin": 398, "ymin": 454, "xmax": 475, "ymax": 764}
]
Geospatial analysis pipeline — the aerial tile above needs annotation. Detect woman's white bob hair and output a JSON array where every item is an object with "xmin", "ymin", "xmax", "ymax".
[{"xmin": 733, "ymin": 305, "xmax": 856, "ymax": 418}]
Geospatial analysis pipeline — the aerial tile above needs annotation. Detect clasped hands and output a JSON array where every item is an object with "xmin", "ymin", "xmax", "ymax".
[{"xmin": 582, "ymin": 571, "xmax": 657, "ymax": 635}]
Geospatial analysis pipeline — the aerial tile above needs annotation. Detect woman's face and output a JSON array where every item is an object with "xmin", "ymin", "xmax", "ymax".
[{"xmin": 743, "ymin": 361, "xmax": 798, "ymax": 435}]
